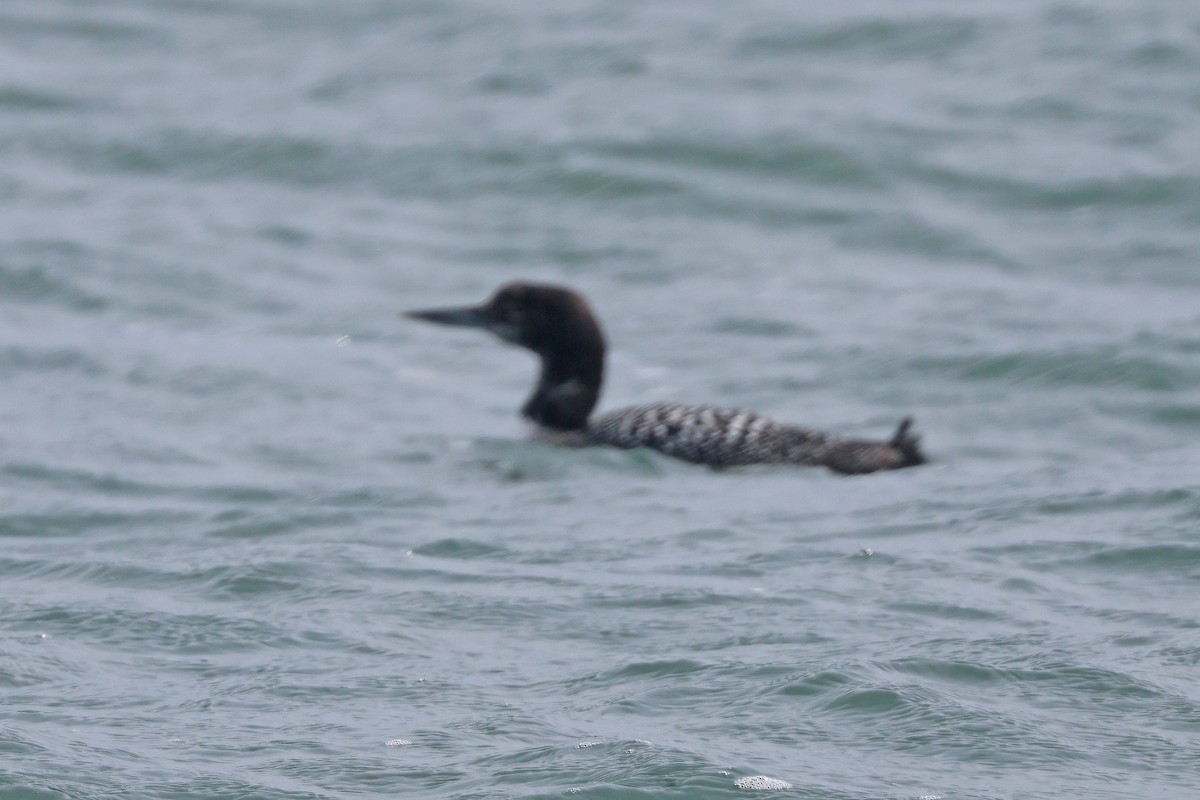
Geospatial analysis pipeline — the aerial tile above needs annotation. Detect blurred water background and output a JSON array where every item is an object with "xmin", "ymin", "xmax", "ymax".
[{"xmin": 2, "ymin": 1, "xmax": 1199, "ymax": 798}]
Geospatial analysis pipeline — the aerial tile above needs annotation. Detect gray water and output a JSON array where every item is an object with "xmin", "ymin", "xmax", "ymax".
[{"xmin": 2, "ymin": 1, "xmax": 1199, "ymax": 798}]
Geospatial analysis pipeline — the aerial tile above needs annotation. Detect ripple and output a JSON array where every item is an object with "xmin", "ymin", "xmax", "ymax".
[
  {"xmin": 588, "ymin": 589, "xmax": 759, "ymax": 610},
  {"xmin": 599, "ymin": 138, "xmax": 880, "ymax": 188},
  {"xmin": 0, "ymin": 87, "xmax": 80, "ymax": 111},
  {"xmin": 887, "ymin": 602, "xmax": 1002, "ymax": 622},
  {"xmin": 1031, "ymin": 487, "xmax": 1195, "ymax": 515},
  {"xmin": 1123, "ymin": 39, "xmax": 1197, "ymax": 70},
  {"xmin": 0, "ymin": 345, "xmax": 105, "ymax": 376},
  {"xmin": 709, "ymin": 316, "xmax": 811, "ymax": 338},
  {"xmin": 1147, "ymin": 404, "xmax": 1200, "ymax": 429},
  {"xmin": 910, "ymin": 348, "xmax": 1194, "ymax": 391},
  {"xmin": 410, "ymin": 538, "xmax": 510, "ymax": 560},
  {"xmin": 0, "ymin": 13, "xmax": 159, "ymax": 42},
  {"xmin": 0, "ymin": 509, "xmax": 188, "ymax": 538},
  {"xmin": 123, "ymin": 361, "xmax": 307, "ymax": 400},
  {"xmin": 604, "ymin": 658, "xmax": 708, "ymax": 680},
  {"xmin": 739, "ymin": 16, "xmax": 980, "ymax": 60},
  {"xmin": 820, "ymin": 686, "xmax": 907, "ymax": 714},
  {"xmin": 1073, "ymin": 544, "xmax": 1200, "ymax": 574},
  {"xmin": 204, "ymin": 510, "xmax": 359, "ymax": 540},
  {"xmin": 565, "ymin": 658, "xmax": 710, "ymax": 695},
  {"xmin": 0, "ymin": 264, "xmax": 106, "ymax": 311},
  {"xmin": 914, "ymin": 165, "xmax": 1200, "ymax": 213},
  {"xmin": 197, "ymin": 564, "xmax": 306, "ymax": 599},
  {"xmin": 16, "ymin": 605, "xmax": 291, "ymax": 654},
  {"xmin": 778, "ymin": 670, "xmax": 853, "ymax": 698},
  {"xmin": 2, "ymin": 463, "xmax": 161, "ymax": 495},
  {"xmin": 882, "ymin": 658, "xmax": 1007, "ymax": 687},
  {"xmin": 36, "ymin": 130, "xmax": 683, "ymax": 209}
]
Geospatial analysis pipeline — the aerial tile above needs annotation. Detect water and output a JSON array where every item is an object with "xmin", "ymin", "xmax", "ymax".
[{"xmin": 2, "ymin": 1, "xmax": 1199, "ymax": 798}]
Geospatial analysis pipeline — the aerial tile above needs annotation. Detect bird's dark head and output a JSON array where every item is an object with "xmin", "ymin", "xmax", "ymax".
[
  {"xmin": 405, "ymin": 282, "xmax": 605, "ymax": 362},
  {"xmin": 405, "ymin": 282, "xmax": 607, "ymax": 430}
]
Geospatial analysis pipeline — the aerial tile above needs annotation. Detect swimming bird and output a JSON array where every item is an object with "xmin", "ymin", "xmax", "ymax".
[{"xmin": 405, "ymin": 282, "xmax": 925, "ymax": 474}]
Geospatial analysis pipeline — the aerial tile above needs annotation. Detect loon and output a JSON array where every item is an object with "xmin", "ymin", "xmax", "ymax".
[{"xmin": 406, "ymin": 282, "xmax": 925, "ymax": 474}]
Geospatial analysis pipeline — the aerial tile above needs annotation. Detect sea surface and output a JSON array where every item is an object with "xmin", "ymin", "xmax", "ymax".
[{"xmin": 2, "ymin": 1, "xmax": 1199, "ymax": 798}]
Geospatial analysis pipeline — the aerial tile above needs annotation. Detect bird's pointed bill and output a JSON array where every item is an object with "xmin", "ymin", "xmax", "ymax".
[{"xmin": 404, "ymin": 304, "xmax": 493, "ymax": 329}]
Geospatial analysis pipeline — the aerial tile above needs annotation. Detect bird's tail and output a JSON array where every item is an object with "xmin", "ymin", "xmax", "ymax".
[{"xmin": 889, "ymin": 416, "xmax": 926, "ymax": 468}]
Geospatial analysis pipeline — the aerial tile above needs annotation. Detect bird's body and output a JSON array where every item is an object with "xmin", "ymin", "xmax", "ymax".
[
  {"xmin": 406, "ymin": 282, "xmax": 924, "ymax": 475},
  {"xmin": 589, "ymin": 402, "xmax": 920, "ymax": 473}
]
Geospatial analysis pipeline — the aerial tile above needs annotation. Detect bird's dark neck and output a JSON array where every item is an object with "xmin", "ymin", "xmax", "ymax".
[{"xmin": 521, "ymin": 346, "xmax": 603, "ymax": 431}]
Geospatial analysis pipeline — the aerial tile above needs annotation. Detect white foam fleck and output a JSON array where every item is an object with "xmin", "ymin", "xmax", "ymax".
[
  {"xmin": 734, "ymin": 775, "xmax": 792, "ymax": 791},
  {"xmin": 385, "ymin": 738, "xmax": 411, "ymax": 747},
  {"xmin": 575, "ymin": 741, "xmax": 601, "ymax": 749}
]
